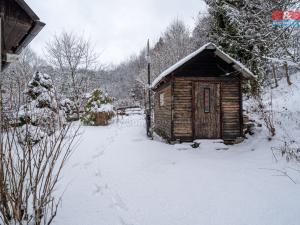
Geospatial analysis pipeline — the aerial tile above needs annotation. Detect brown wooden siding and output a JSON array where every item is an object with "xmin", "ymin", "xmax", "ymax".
[
  {"xmin": 172, "ymin": 76, "xmax": 242, "ymax": 141},
  {"xmin": 0, "ymin": 1, "xmax": 33, "ymax": 54},
  {"xmin": 173, "ymin": 78, "xmax": 193, "ymax": 139},
  {"xmin": 0, "ymin": 1, "xmax": 32, "ymax": 22},
  {"xmin": 221, "ymin": 81, "xmax": 242, "ymax": 139},
  {"xmin": 154, "ymin": 84, "xmax": 172, "ymax": 139}
]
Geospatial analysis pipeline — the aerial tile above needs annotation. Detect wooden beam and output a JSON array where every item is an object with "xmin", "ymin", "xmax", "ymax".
[
  {"xmin": 220, "ymin": 82, "xmax": 223, "ymax": 139},
  {"xmin": 192, "ymin": 81, "xmax": 195, "ymax": 140},
  {"xmin": 239, "ymin": 77, "xmax": 244, "ymax": 137},
  {"xmin": 171, "ymin": 76, "xmax": 174, "ymax": 141}
]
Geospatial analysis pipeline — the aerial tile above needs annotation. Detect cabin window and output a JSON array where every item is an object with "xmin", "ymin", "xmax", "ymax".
[
  {"xmin": 204, "ymin": 88, "xmax": 210, "ymax": 113},
  {"xmin": 159, "ymin": 93, "xmax": 165, "ymax": 107}
]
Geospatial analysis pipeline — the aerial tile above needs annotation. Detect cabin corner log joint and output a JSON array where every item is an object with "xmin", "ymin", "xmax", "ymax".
[{"xmin": 151, "ymin": 43, "xmax": 256, "ymax": 143}]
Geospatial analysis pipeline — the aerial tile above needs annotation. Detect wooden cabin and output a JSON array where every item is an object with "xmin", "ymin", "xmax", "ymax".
[
  {"xmin": 0, "ymin": 0, "xmax": 45, "ymax": 70},
  {"xmin": 151, "ymin": 43, "xmax": 255, "ymax": 143}
]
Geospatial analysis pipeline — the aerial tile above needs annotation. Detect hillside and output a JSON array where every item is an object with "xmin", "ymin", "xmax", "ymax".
[{"xmin": 245, "ymin": 72, "xmax": 300, "ymax": 162}]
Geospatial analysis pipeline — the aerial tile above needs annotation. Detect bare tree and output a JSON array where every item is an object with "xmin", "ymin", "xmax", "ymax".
[
  {"xmin": 46, "ymin": 32, "xmax": 98, "ymax": 118},
  {"xmin": 151, "ymin": 19, "xmax": 193, "ymax": 78},
  {"xmin": 2, "ymin": 48, "xmax": 44, "ymax": 110}
]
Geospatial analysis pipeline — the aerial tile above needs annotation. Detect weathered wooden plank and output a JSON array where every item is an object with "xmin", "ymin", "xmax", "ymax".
[{"xmin": 153, "ymin": 84, "xmax": 172, "ymax": 139}]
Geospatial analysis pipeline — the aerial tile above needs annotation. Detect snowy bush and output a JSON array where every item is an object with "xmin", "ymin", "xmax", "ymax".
[
  {"xmin": 272, "ymin": 140, "xmax": 300, "ymax": 163},
  {"xmin": 18, "ymin": 72, "xmax": 60, "ymax": 143},
  {"xmin": 18, "ymin": 124, "xmax": 47, "ymax": 145},
  {"xmin": 81, "ymin": 89, "xmax": 115, "ymax": 126},
  {"xmin": 60, "ymin": 98, "xmax": 79, "ymax": 121}
]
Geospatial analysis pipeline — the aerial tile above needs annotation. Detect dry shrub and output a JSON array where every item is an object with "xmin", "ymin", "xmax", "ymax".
[
  {"xmin": 0, "ymin": 112, "xmax": 80, "ymax": 225},
  {"xmin": 255, "ymin": 95, "xmax": 276, "ymax": 138}
]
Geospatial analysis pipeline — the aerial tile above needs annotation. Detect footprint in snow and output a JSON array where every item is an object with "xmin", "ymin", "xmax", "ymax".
[
  {"xmin": 84, "ymin": 161, "xmax": 92, "ymax": 168},
  {"xmin": 71, "ymin": 162, "xmax": 80, "ymax": 168},
  {"xmin": 93, "ymin": 150, "xmax": 105, "ymax": 159},
  {"xmin": 95, "ymin": 170, "xmax": 102, "ymax": 177},
  {"xmin": 118, "ymin": 215, "xmax": 134, "ymax": 225},
  {"xmin": 111, "ymin": 194, "xmax": 128, "ymax": 211},
  {"xmin": 131, "ymin": 138, "xmax": 143, "ymax": 142},
  {"xmin": 93, "ymin": 184, "xmax": 104, "ymax": 195},
  {"xmin": 107, "ymin": 136, "xmax": 115, "ymax": 142},
  {"xmin": 174, "ymin": 146, "xmax": 190, "ymax": 151}
]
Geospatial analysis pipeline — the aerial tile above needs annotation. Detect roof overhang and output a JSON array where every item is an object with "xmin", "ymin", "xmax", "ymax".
[
  {"xmin": 1, "ymin": 0, "xmax": 45, "ymax": 71},
  {"xmin": 14, "ymin": 20, "xmax": 45, "ymax": 54},
  {"xmin": 15, "ymin": 0, "xmax": 40, "ymax": 21},
  {"xmin": 151, "ymin": 43, "xmax": 256, "ymax": 90}
]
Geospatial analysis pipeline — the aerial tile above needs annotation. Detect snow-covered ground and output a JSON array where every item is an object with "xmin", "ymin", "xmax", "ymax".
[{"xmin": 54, "ymin": 74, "xmax": 300, "ymax": 225}]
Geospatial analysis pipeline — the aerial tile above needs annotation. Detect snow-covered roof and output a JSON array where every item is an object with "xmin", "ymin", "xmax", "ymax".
[{"xmin": 151, "ymin": 42, "xmax": 256, "ymax": 89}]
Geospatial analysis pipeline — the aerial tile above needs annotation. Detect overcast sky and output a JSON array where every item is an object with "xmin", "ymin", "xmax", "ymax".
[{"xmin": 26, "ymin": 0, "xmax": 207, "ymax": 65}]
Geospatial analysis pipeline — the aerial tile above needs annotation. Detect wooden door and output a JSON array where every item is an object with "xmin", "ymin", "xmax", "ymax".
[{"xmin": 194, "ymin": 82, "xmax": 221, "ymax": 139}]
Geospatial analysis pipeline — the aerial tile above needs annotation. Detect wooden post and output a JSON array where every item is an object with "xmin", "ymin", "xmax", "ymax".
[
  {"xmin": 0, "ymin": 16, "xmax": 6, "ymax": 222},
  {"xmin": 191, "ymin": 81, "xmax": 195, "ymax": 140},
  {"xmin": 272, "ymin": 64, "xmax": 278, "ymax": 88},
  {"xmin": 170, "ymin": 76, "xmax": 175, "ymax": 141},
  {"xmin": 146, "ymin": 39, "xmax": 152, "ymax": 138},
  {"xmin": 0, "ymin": 16, "xmax": 3, "ymax": 141},
  {"xmin": 0, "ymin": 16, "xmax": 1, "ymax": 74},
  {"xmin": 284, "ymin": 62, "xmax": 292, "ymax": 86}
]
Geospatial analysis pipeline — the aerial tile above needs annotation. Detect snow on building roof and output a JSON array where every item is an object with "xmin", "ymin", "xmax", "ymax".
[{"xmin": 151, "ymin": 42, "xmax": 256, "ymax": 89}]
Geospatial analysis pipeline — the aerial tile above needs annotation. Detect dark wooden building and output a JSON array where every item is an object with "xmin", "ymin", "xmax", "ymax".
[
  {"xmin": 151, "ymin": 43, "xmax": 255, "ymax": 143},
  {"xmin": 0, "ymin": 0, "xmax": 45, "ymax": 70}
]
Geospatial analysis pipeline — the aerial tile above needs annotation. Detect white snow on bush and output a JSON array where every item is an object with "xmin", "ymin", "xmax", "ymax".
[
  {"xmin": 18, "ymin": 124, "xmax": 46, "ymax": 144},
  {"xmin": 97, "ymin": 103, "xmax": 114, "ymax": 112}
]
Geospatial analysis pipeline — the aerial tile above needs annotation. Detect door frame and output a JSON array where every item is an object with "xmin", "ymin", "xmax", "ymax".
[{"xmin": 192, "ymin": 80, "xmax": 222, "ymax": 139}]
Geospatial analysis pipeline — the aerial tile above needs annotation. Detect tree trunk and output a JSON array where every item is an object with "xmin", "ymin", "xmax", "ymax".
[
  {"xmin": 284, "ymin": 62, "xmax": 292, "ymax": 86},
  {"xmin": 272, "ymin": 64, "xmax": 278, "ymax": 88}
]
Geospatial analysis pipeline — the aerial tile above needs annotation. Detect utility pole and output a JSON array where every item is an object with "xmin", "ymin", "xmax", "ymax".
[
  {"xmin": 0, "ymin": 17, "xmax": 4, "ymax": 211},
  {"xmin": 146, "ymin": 39, "xmax": 152, "ymax": 137},
  {"xmin": 0, "ymin": 17, "xmax": 3, "ymax": 137}
]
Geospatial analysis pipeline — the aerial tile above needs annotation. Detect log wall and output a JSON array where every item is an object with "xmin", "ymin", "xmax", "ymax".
[
  {"xmin": 154, "ymin": 84, "xmax": 172, "ymax": 139},
  {"xmin": 172, "ymin": 76, "xmax": 242, "ymax": 141},
  {"xmin": 173, "ymin": 78, "xmax": 193, "ymax": 140},
  {"xmin": 221, "ymin": 80, "xmax": 242, "ymax": 139}
]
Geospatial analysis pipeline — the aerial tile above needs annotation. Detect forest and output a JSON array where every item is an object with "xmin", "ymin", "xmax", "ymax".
[{"xmin": 2, "ymin": 0, "xmax": 299, "ymax": 110}]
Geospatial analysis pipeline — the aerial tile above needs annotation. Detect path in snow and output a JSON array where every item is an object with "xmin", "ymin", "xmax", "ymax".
[{"xmin": 54, "ymin": 115, "xmax": 300, "ymax": 225}]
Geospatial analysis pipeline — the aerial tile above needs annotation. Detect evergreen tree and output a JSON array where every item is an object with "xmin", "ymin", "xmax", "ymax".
[
  {"xmin": 60, "ymin": 98, "xmax": 78, "ymax": 122},
  {"xmin": 81, "ymin": 89, "xmax": 114, "ymax": 126},
  {"xmin": 192, "ymin": 15, "xmax": 211, "ymax": 49},
  {"xmin": 18, "ymin": 72, "xmax": 60, "ymax": 143},
  {"xmin": 205, "ymin": 0, "xmax": 294, "ymax": 95}
]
